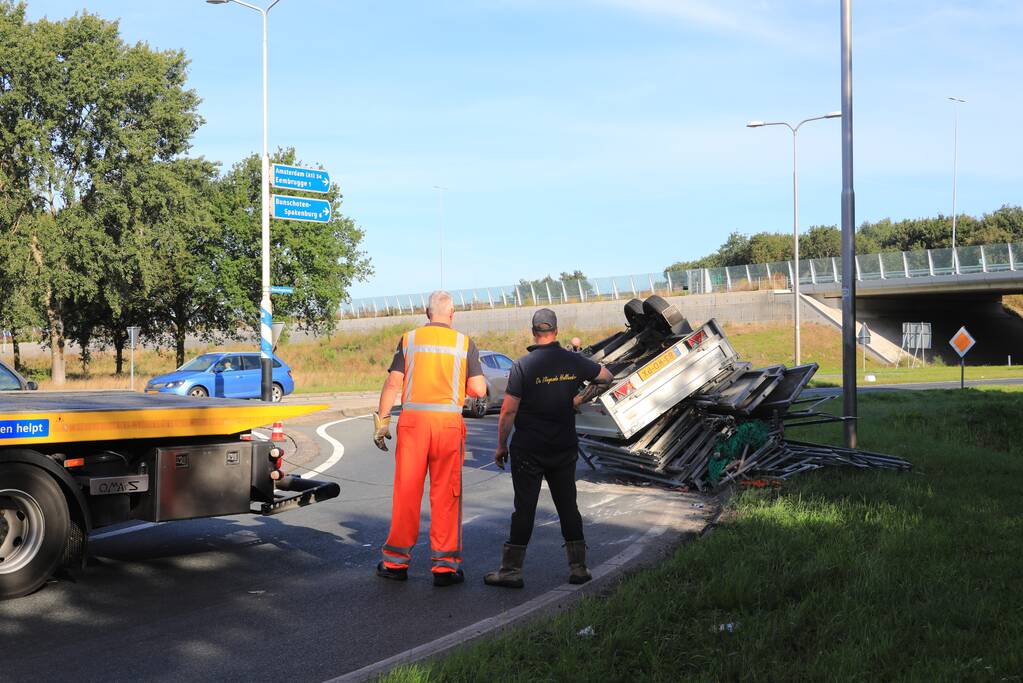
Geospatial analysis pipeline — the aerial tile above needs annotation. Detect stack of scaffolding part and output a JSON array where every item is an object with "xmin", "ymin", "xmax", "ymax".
[{"xmin": 575, "ymin": 296, "xmax": 911, "ymax": 490}]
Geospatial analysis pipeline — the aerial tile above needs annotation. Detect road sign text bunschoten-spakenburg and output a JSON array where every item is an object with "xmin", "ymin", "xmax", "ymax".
[
  {"xmin": 271, "ymin": 194, "xmax": 331, "ymax": 223},
  {"xmin": 271, "ymin": 164, "xmax": 330, "ymax": 194}
]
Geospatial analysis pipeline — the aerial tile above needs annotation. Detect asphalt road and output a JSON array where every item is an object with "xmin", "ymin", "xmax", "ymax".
[{"xmin": 0, "ymin": 413, "xmax": 713, "ymax": 682}]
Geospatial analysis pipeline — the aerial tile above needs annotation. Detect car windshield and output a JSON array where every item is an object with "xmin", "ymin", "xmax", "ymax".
[{"xmin": 178, "ymin": 353, "xmax": 221, "ymax": 372}]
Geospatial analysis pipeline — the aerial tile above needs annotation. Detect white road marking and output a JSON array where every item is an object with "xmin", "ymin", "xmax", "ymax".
[{"xmin": 300, "ymin": 415, "xmax": 370, "ymax": 478}]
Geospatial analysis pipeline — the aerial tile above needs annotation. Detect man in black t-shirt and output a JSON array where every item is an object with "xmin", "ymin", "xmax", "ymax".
[{"xmin": 484, "ymin": 309, "xmax": 613, "ymax": 589}]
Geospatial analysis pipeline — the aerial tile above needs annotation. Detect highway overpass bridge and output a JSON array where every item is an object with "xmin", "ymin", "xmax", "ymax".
[
  {"xmin": 342, "ymin": 242, "xmax": 1022, "ymax": 366},
  {"xmin": 687, "ymin": 242, "xmax": 1023, "ymax": 364}
]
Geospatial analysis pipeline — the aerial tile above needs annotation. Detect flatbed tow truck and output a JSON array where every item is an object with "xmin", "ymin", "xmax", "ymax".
[{"xmin": 0, "ymin": 391, "xmax": 338, "ymax": 600}]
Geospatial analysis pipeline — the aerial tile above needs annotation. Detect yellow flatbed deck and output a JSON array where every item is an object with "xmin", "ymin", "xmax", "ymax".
[{"xmin": 0, "ymin": 392, "xmax": 326, "ymax": 446}]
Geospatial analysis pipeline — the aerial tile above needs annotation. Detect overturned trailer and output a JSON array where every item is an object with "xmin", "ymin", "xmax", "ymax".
[{"xmin": 575, "ymin": 296, "xmax": 910, "ymax": 490}]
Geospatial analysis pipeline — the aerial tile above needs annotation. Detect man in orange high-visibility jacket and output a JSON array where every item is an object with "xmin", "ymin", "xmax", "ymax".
[{"xmin": 372, "ymin": 290, "xmax": 486, "ymax": 587}]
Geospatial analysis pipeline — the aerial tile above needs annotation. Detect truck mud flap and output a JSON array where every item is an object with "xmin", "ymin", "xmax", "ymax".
[{"xmin": 256, "ymin": 475, "xmax": 340, "ymax": 516}]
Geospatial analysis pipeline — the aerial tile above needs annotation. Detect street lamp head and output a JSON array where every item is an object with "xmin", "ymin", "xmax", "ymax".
[
  {"xmin": 206, "ymin": 0, "xmax": 230, "ymax": 4},
  {"xmin": 746, "ymin": 120, "xmax": 765, "ymax": 128},
  {"xmin": 825, "ymin": 111, "xmax": 842, "ymax": 118},
  {"xmin": 948, "ymin": 96, "xmax": 966, "ymax": 103}
]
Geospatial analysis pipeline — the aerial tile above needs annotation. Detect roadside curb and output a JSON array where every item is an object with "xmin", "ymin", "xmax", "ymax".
[{"xmin": 327, "ymin": 492, "xmax": 722, "ymax": 683}]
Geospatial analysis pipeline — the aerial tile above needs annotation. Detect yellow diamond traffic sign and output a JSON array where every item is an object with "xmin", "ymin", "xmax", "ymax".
[{"xmin": 949, "ymin": 326, "xmax": 975, "ymax": 358}]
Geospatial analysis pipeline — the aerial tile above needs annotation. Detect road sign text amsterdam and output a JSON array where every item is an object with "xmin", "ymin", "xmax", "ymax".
[
  {"xmin": 271, "ymin": 195, "xmax": 331, "ymax": 223},
  {"xmin": 271, "ymin": 164, "xmax": 330, "ymax": 193}
]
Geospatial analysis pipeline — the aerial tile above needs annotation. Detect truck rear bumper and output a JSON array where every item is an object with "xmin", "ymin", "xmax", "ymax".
[{"xmin": 257, "ymin": 475, "xmax": 340, "ymax": 516}]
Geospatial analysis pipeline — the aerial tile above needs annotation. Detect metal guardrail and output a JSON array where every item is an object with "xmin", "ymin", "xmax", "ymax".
[
  {"xmin": 686, "ymin": 242, "xmax": 1022, "ymax": 294},
  {"xmin": 343, "ymin": 242, "xmax": 1023, "ymax": 318},
  {"xmin": 343, "ymin": 271, "xmax": 691, "ymax": 318}
]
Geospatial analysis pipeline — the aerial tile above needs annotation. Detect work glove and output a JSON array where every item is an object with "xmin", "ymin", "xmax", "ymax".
[{"xmin": 373, "ymin": 412, "xmax": 392, "ymax": 451}]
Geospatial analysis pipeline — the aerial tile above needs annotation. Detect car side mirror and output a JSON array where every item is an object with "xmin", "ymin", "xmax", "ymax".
[{"xmin": 26, "ymin": 381, "xmax": 38, "ymax": 391}]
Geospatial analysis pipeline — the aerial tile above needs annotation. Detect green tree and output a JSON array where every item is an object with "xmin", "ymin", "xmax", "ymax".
[
  {"xmin": 0, "ymin": 7, "xmax": 202, "ymax": 383},
  {"xmin": 215, "ymin": 148, "xmax": 371, "ymax": 341},
  {"xmin": 800, "ymin": 225, "xmax": 841, "ymax": 259},
  {"xmin": 747, "ymin": 231, "xmax": 792, "ymax": 263}
]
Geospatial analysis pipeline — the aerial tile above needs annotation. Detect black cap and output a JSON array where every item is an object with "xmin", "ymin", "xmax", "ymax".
[{"xmin": 531, "ymin": 308, "xmax": 557, "ymax": 332}]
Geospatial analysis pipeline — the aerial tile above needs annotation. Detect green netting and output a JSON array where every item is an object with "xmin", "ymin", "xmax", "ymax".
[{"xmin": 708, "ymin": 420, "xmax": 770, "ymax": 485}]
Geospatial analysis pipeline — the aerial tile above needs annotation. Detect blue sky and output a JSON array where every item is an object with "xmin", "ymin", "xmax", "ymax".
[{"xmin": 26, "ymin": 1, "xmax": 1023, "ymax": 298}]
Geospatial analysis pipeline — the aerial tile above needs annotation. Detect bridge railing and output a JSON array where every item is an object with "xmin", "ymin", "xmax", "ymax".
[
  {"xmin": 686, "ymin": 241, "xmax": 1021, "ymax": 294},
  {"xmin": 343, "ymin": 242, "xmax": 1021, "ymax": 318}
]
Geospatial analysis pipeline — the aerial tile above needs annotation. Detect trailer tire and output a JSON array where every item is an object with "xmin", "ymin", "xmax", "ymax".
[
  {"xmin": 0, "ymin": 464, "xmax": 70, "ymax": 600},
  {"xmin": 466, "ymin": 392, "xmax": 489, "ymax": 419}
]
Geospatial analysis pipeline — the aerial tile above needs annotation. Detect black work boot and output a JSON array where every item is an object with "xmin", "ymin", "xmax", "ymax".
[
  {"xmin": 565, "ymin": 540, "xmax": 592, "ymax": 584},
  {"xmin": 433, "ymin": 568, "xmax": 465, "ymax": 587},
  {"xmin": 376, "ymin": 561, "xmax": 408, "ymax": 581},
  {"xmin": 484, "ymin": 543, "xmax": 527, "ymax": 589}
]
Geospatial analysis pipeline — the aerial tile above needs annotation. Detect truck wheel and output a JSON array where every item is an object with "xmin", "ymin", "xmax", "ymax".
[
  {"xmin": 0, "ymin": 464, "xmax": 70, "ymax": 600},
  {"xmin": 189, "ymin": 386, "xmax": 209, "ymax": 398},
  {"xmin": 271, "ymin": 383, "xmax": 284, "ymax": 403}
]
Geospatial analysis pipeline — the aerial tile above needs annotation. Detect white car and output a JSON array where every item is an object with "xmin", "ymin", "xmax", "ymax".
[{"xmin": 463, "ymin": 350, "xmax": 514, "ymax": 418}]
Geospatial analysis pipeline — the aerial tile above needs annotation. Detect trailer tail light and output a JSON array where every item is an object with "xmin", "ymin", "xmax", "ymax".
[{"xmin": 611, "ymin": 381, "xmax": 634, "ymax": 403}]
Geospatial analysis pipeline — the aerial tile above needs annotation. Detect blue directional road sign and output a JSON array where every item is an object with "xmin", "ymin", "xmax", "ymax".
[
  {"xmin": 270, "ymin": 285, "xmax": 294, "ymax": 295},
  {"xmin": 271, "ymin": 164, "xmax": 330, "ymax": 194},
  {"xmin": 272, "ymin": 194, "xmax": 331, "ymax": 223}
]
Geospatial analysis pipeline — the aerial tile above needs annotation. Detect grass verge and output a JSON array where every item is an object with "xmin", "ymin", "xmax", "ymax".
[{"xmin": 382, "ymin": 389, "xmax": 1023, "ymax": 681}]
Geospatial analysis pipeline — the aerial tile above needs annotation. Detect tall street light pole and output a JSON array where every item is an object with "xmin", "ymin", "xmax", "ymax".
[
  {"xmin": 433, "ymin": 185, "xmax": 447, "ymax": 289},
  {"xmin": 840, "ymin": 0, "xmax": 857, "ymax": 449},
  {"xmin": 747, "ymin": 111, "xmax": 841, "ymax": 366},
  {"xmin": 948, "ymin": 97, "xmax": 966, "ymax": 251},
  {"xmin": 207, "ymin": 0, "xmax": 283, "ymax": 402}
]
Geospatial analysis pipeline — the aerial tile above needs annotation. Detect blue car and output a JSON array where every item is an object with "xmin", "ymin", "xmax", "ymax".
[{"xmin": 145, "ymin": 352, "xmax": 295, "ymax": 402}]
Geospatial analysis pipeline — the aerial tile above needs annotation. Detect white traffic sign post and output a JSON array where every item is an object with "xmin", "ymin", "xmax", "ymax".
[
  {"xmin": 127, "ymin": 326, "xmax": 141, "ymax": 391},
  {"xmin": 857, "ymin": 324, "xmax": 871, "ymax": 372},
  {"xmin": 948, "ymin": 326, "xmax": 976, "ymax": 389}
]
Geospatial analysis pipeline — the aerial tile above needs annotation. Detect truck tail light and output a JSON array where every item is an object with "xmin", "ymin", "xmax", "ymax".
[{"xmin": 269, "ymin": 446, "xmax": 284, "ymax": 470}]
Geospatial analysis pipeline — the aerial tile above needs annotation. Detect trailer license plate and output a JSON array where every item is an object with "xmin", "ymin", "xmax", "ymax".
[
  {"xmin": 637, "ymin": 346, "xmax": 681, "ymax": 382},
  {"xmin": 89, "ymin": 475, "xmax": 150, "ymax": 495}
]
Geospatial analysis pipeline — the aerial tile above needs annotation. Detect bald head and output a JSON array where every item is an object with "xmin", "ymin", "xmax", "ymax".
[{"xmin": 427, "ymin": 290, "xmax": 455, "ymax": 324}]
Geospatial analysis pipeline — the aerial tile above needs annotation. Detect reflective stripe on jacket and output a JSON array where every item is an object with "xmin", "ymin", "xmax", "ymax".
[{"xmin": 401, "ymin": 325, "xmax": 469, "ymax": 414}]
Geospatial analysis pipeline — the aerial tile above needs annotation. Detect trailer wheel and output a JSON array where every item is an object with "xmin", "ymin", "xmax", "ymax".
[
  {"xmin": 0, "ymin": 464, "xmax": 70, "ymax": 600},
  {"xmin": 466, "ymin": 393, "xmax": 489, "ymax": 418}
]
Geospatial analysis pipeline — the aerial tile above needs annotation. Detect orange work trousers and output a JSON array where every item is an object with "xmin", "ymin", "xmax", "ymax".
[{"xmin": 382, "ymin": 411, "xmax": 466, "ymax": 574}]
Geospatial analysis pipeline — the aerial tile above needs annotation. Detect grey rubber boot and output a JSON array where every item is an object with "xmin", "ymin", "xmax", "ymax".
[
  {"xmin": 483, "ymin": 543, "xmax": 527, "ymax": 589},
  {"xmin": 566, "ymin": 540, "xmax": 592, "ymax": 584}
]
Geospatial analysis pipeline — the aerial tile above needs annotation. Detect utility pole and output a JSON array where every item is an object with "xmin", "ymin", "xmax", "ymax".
[{"xmin": 840, "ymin": 0, "xmax": 857, "ymax": 449}]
